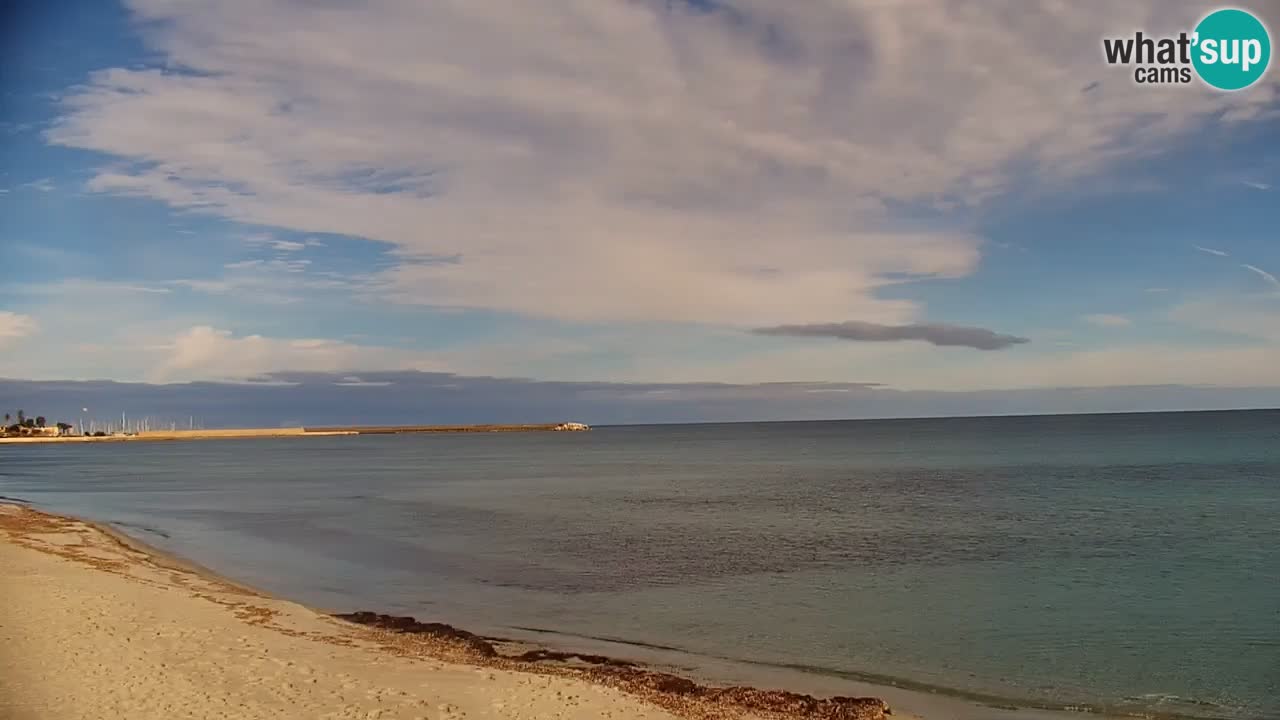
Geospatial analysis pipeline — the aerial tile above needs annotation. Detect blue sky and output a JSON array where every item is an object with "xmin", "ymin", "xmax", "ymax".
[{"xmin": 2, "ymin": 0, "xmax": 1279, "ymax": 424}]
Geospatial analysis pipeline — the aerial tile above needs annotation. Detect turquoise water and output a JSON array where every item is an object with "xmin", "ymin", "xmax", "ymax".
[{"xmin": 2, "ymin": 410, "xmax": 1277, "ymax": 719}]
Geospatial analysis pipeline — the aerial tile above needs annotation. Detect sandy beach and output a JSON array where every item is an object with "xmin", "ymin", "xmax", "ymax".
[{"xmin": 0, "ymin": 503, "xmax": 889, "ymax": 720}]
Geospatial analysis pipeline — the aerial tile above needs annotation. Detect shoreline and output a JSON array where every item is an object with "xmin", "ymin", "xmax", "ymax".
[
  {"xmin": 0, "ymin": 498, "xmax": 1230, "ymax": 720},
  {"xmin": 0, "ymin": 501, "xmax": 888, "ymax": 720},
  {"xmin": 0, "ymin": 428, "xmax": 348, "ymax": 444},
  {"xmin": 0, "ymin": 423, "xmax": 589, "ymax": 444}
]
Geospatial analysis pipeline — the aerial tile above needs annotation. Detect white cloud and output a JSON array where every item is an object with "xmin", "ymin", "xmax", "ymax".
[
  {"xmin": 334, "ymin": 376, "xmax": 393, "ymax": 387},
  {"xmin": 13, "ymin": 279, "xmax": 173, "ymax": 296},
  {"xmin": 267, "ymin": 238, "xmax": 325, "ymax": 252},
  {"xmin": 44, "ymin": 0, "xmax": 1277, "ymax": 328},
  {"xmin": 1241, "ymin": 263, "xmax": 1280, "ymax": 290},
  {"xmin": 0, "ymin": 284, "xmax": 208, "ymax": 380},
  {"xmin": 0, "ymin": 312, "xmax": 38, "ymax": 345},
  {"xmin": 150, "ymin": 326, "xmax": 445, "ymax": 382},
  {"xmin": 174, "ymin": 258, "xmax": 360, "ymax": 303},
  {"xmin": 243, "ymin": 233, "xmax": 310, "ymax": 250},
  {"xmin": 19, "ymin": 178, "xmax": 55, "ymax": 192},
  {"xmin": 1194, "ymin": 245, "xmax": 1229, "ymax": 257},
  {"xmin": 241, "ymin": 233, "xmax": 273, "ymax": 246},
  {"xmin": 1241, "ymin": 180, "xmax": 1271, "ymax": 190},
  {"xmin": 1082, "ymin": 313, "xmax": 1132, "ymax": 328}
]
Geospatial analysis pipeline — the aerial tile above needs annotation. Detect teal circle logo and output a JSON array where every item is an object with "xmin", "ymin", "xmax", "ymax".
[{"xmin": 1192, "ymin": 8, "xmax": 1271, "ymax": 90}]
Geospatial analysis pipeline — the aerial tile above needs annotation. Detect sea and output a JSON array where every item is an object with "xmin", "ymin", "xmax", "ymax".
[{"xmin": 1, "ymin": 410, "xmax": 1277, "ymax": 720}]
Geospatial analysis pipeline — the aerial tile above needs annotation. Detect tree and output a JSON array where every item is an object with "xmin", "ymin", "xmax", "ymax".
[
  {"xmin": 3, "ymin": 413, "xmax": 8, "ymax": 425},
  {"xmin": 16, "ymin": 409, "xmax": 24, "ymax": 426},
  {"xmin": 35, "ymin": 416, "xmax": 46, "ymax": 428},
  {"xmin": 56, "ymin": 422, "xmax": 72, "ymax": 435}
]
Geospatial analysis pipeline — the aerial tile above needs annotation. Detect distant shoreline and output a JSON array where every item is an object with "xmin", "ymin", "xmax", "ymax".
[{"xmin": 0, "ymin": 422, "xmax": 590, "ymax": 444}]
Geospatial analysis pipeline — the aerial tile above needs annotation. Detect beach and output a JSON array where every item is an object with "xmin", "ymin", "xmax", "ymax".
[{"xmin": 0, "ymin": 502, "xmax": 889, "ymax": 720}]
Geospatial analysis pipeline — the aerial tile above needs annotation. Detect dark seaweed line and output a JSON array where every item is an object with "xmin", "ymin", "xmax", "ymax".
[
  {"xmin": 335, "ymin": 611, "xmax": 891, "ymax": 720},
  {"xmin": 498, "ymin": 625, "xmax": 1253, "ymax": 720}
]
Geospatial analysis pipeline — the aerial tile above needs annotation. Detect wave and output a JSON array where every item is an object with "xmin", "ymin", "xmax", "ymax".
[{"xmin": 505, "ymin": 625, "xmax": 1253, "ymax": 720}]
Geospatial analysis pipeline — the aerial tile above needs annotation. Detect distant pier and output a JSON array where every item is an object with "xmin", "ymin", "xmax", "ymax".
[{"xmin": 301, "ymin": 423, "xmax": 591, "ymax": 434}]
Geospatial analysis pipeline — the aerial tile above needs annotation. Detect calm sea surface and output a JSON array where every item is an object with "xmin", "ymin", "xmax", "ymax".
[{"xmin": 2, "ymin": 411, "xmax": 1277, "ymax": 719}]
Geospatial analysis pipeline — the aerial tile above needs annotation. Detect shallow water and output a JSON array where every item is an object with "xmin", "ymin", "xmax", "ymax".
[{"xmin": 2, "ymin": 410, "xmax": 1277, "ymax": 719}]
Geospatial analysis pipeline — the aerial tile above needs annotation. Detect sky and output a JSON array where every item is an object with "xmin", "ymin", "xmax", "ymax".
[{"xmin": 1, "ymin": 0, "xmax": 1279, "ymax": 425}]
